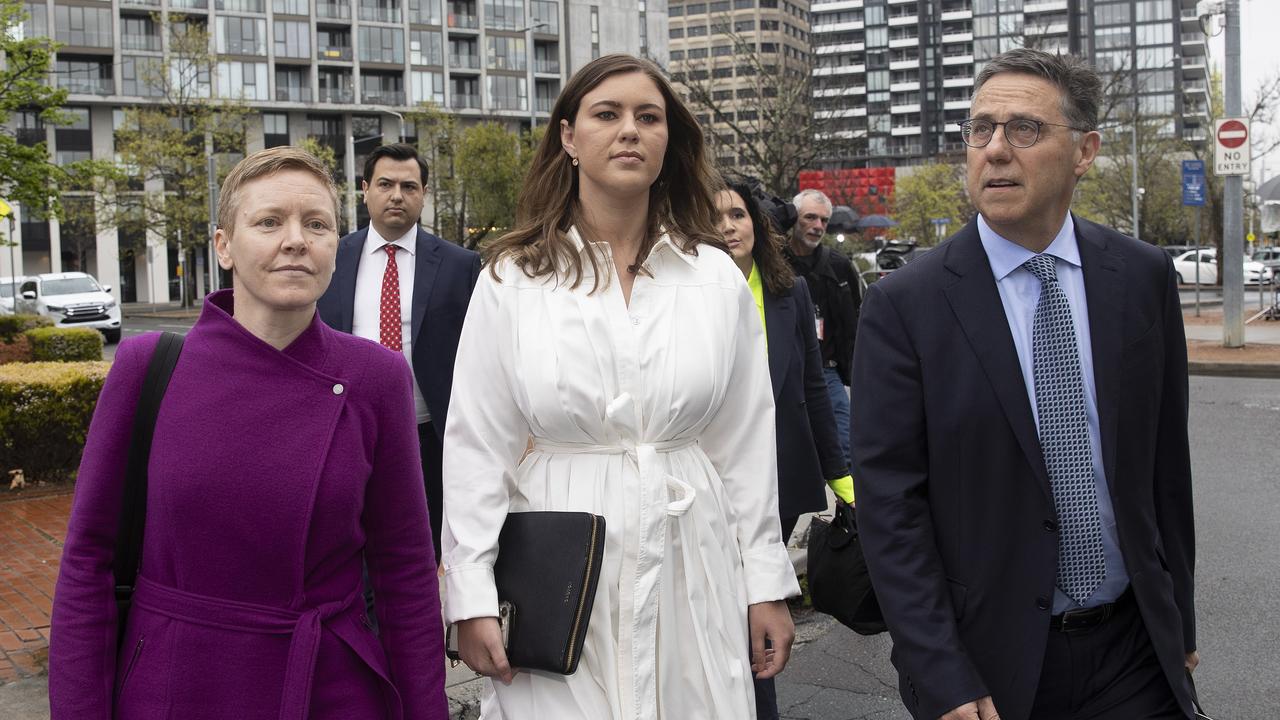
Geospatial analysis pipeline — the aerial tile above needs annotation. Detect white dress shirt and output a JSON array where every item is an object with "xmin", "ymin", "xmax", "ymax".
[
  {"xmin": 352, "ymin": 224, "xmax": 431, "ymax": 424},
  {"xmin": 977, "ymin": 213, "xmax": 1130, "ymax": 613}
]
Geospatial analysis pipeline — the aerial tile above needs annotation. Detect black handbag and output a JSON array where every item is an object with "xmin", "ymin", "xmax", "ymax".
[
  {"xmin": 447, "ymin": 511, "xmax": 606, "ymax": 675},
  {"xmin": 806, "ymin": 500, "xmax": 887, "ymax": 635},
  {"xmin": 112, "ymin": 332, "xmax": 184, "ymax": 643}
]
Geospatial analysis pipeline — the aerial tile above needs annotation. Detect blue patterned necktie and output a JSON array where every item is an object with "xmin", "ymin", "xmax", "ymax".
[{"xmin": 1023, "ymin": 254, "xmax": 1106, "ymax": 604}]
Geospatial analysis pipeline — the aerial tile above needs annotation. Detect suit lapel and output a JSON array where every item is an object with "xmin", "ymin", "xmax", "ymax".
[
  {"xmin": 942, "ymin": 222, "xmax": 1052, "ymax": 501},
  {"xmin": 1075, "ymin": 215, "xmax": 1124, "ymax": 491},
  {"xmin": 762, "ymin": 289, "xmax": 793, "ymax": 399},
  {"xmin": 334, "ymin": 229, "xmax": 366, "ymax": 333},
  {"xmin": 410, "ymin": 228, "xmax": 442, "ymax": 344}
]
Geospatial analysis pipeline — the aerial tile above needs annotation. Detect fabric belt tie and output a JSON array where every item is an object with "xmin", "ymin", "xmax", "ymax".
[
  {"xmin": 132, "ymin": 575, "xmax": 361, "ymax": 720},
  {"xmin": 532, "ymin": 435, "xmax": 699, "ymax": 517}
]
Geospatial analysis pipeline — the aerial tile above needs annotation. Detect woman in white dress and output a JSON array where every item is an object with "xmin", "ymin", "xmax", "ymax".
[{"xmin": 442, "ymin": 54, "xmax": 800, "ymax": 719}]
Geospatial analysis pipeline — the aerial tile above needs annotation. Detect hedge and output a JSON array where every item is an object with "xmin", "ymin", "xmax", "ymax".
[
  {"xmin": 25, "ymin": 326, "xmax": 104, "ymax": 362},
  {"xmin": 0, "ymin": 361, "xmax": 110, "ymax": 483},
  {"xmin": 0, "ymin": 314, "xmax": 53, "ymax": 343},
  {"xmin": 0, "ymin": 335, "xmax": 32, "ymax": 365}
]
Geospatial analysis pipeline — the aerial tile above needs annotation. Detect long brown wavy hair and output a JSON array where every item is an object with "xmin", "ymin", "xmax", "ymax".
[
  {"xmin": 722, "ymin": 180, "xmax": 795, "ymax": 297},
  {"xmin": 485, "ymin": 54, "xmax": 725, "ymax": 291}
]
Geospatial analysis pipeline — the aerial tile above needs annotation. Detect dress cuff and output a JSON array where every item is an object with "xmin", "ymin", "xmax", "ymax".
[
  {"xmin": 442, "ymin": 563, "xmax": 499, "ymax": 624},
  {"xmin": 741, "ymin": 542, "xmax": 801, "ymax": 604}
]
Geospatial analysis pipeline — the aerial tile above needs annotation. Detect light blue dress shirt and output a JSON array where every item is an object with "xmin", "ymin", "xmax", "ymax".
[{"xmin": 977, "ymin": 213, "xmax": 1130, "ymax": 613}]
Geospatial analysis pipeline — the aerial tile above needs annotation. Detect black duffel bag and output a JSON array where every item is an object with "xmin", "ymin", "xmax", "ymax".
[{"xmin": 806, "ymin": 501, "xmax": 887, "ymax": 635}]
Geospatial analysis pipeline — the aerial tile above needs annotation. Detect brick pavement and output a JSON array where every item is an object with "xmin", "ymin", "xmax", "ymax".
[{"xmin": 0, "ymin": 492, "xmax": 72, "ymax": 685}]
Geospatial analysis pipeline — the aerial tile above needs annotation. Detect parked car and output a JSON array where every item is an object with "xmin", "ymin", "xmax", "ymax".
[
  {"xmin": 0, "ymin": 276, "xmax": 25, "ymax": 315},
  {"xmin": 14, "ymin": 272, "xmax": 122, "ymax": 343},
  {"xmin": 1251, "ymin": 248, "xmax": 1280, "ymax": 271},
  {"xmin": 1172, "ymin": 249, "xmax": 1273, "ymax": 286},
  {"xmin": 1162, "ymin": 244, "xmax": 1196, "ymax": 259}
]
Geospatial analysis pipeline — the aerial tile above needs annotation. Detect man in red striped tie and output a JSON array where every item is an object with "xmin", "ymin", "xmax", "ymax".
[{"xmin": 319, "ymin": 143, "xmax": 482, "ymax": 565}]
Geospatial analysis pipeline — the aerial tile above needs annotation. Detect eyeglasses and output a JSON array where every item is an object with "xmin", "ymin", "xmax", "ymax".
[{"xmin": 959, "ymin": 117, "xmax": 1090, "ymax": 149}]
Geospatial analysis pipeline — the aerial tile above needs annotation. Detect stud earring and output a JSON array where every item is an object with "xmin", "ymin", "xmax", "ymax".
[{"xmin": 571, "ymin": 157, "xmax": 579, "ymax": 167}]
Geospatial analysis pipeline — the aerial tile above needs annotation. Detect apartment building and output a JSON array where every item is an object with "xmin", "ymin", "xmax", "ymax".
[
  {"xmin": 6, "ymin": 0, "xmax": 659, "ymax": 303},
  {"xmin": 808, "ymin": 0, "xmax": 1211, "ymax": 168},
  {"xmin": 665, "ymin": 0, "xmax": 813, "ymax": 173}
]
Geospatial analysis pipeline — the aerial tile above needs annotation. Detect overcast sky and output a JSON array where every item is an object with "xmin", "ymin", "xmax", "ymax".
[{"xmin": 1208, "ymin": 0, "xmax": 1280, "ymax": 185}]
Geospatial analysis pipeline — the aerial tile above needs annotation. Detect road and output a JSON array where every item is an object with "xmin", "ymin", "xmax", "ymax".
[
  {"xmin": 776, "ymin": 375, "xmax": 1280, "ymax": 719},
  {"xmin": 105, "ymin": 312, "xmax": 198, "ymax": 360}
]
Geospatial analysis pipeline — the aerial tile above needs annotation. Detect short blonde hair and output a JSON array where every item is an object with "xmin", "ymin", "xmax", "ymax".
[{"xmin": 217, "ymin": 146, "xmax": 340, "ymax": 236}]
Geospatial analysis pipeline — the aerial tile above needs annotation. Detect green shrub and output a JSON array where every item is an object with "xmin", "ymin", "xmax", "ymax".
[
  {"xmin": 0, "ymin": 314, "xmax": 53, "ymax": 343},
  {"xmin": 24, "ymin": 326, "xmax": 104, "ymax": 362},
  {"xmin": 0, "ymin": 361, "xmax": 111, "ymax": 482}
]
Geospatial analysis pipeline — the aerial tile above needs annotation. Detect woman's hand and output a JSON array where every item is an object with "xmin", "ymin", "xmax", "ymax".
[
  {"xmin": 748, "ymin": 600, "xmax": 795, "ymax": 679},
  {"xmin": 456, "ymin": 616, "xmax": 514, "ymax": 684}
]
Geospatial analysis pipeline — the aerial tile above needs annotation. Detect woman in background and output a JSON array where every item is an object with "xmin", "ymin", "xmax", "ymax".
[{"xmin": 715, "ymin": 181, "xmax": 856, "ymax": 720}]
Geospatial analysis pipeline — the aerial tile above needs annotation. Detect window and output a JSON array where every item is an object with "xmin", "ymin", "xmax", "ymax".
[
  {"xmin": 734, "ymin": 19, "xmax": 754, "ymax": 32},
  {"xmin": 712, "ymin": 66, "xmax": 731, "ymax": 78},
  {"xmin": 687, "ymin": 24, "xmax": 706, "ymax": 36},
  {"xmin": 1094, "ymin": 3, "xmax": 1130, "ymax": 25},
  {"xmin": 20, "ymin": 2, "xmax": 46, "ymax": 40},
  {"xmin": 263, "ymin": 113, "xmax": 290, "ymax": 147},
  {"xmin": 121, "ymin": 55, "xmax": 164, "ymax": 97},
  {"xmin": 531, "ymin": 0, "xmax": 558, "ymax": 33},
  {"xmin": 669, "ymin": 27, "xmax": 683, "ymax": 38},
  {"xmin": 670, "ymin": 49, "xmax": 684, "ymax": 60},
  {"xmin": 1134, "ymin": 0, "xmax": 1171, "ymax": 22},
  {"xmin": 362, "ymin": 72, "xmax": 405, "ymax": 104},
  {"xmin": 410, "ymin": 30, "xmax": 444, "ymax": 64},
  {"xmin": 359, "ymin": 26, "xmax": 405, "ymax": 63},
  {"xmin": 120, "ymin": 15, "xmax": 161, "ymax": 51},
  {"xmin": 272, "ymin": 0, "xmax": 308, "ymax": 14},
  {"xmin": 318, "ymin": 69, "xmax": 354, "ymax": 103},
  {"xmin": 485, "ymin": 0, "xmax": 524, "ymax": 29},
  {"xmin": 409, "ymin": 0, "xmax": 443, "ymax": 23},
  {"xmin": 1135, "ymin": 22, "xmax": 1171, "ymax": 47},
  {"xmin": 53, "ymin": 5, "xmax": 112, "ymax": 47},
  {"xmin": 217, "ymin": 0, "xmax": 265, "ymax": 11},
  {"xmin": 712, "ymin": 44, "xmax": 731, "ymax": 56},
  {"xmin": 669, "ymin": 3, "xmax": 682, "ymax": 15},
  {"xmin": 275, "ymin": 67, "xmax": 310, "ymax": 101},
  {"xmin": 217, "ymin": 17, "xmax": 267, "ymax": 55},
  {"xmin": 452, "ymin": 76, "xmax": 480, "ymax": 108},
  {"xmin": 56, "ymin": 57, "xmax": 113, "ymax": 94},
  {"xmin": 590, "ymin": 6, "xmax": 599, "ymax": 59},
  {"xmin": 487, "ymin": 36, "xmax": 526, "ymax": 70},
  {"xmin": 217, "ymin": 61, "xmax": 269, "ymax": 100},
  {"xmin": 274, "ymin": 20, "xmax": 311, "ymax": 58},
  {"xmin": 411, "ymin": 70, "xmax": 446, "ymax": 104},
  {"xmin": 487, "ymin": 75, "xmax": 527, "ymax": 110},
  {"xmin": 686, "ymin": 2, "xmax": 704, "ymax": 14},
  {"xmin": 359, "ymin": 0, "xmax": 401, "ymax": 22}
]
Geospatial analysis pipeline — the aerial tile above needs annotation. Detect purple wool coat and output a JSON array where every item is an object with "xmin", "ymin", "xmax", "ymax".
[{"xmin": 49, "ymin": 290, "xmax": 448, "ymax": 719}]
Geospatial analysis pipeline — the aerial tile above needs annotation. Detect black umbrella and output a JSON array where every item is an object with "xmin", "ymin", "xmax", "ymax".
[
  {"xmin": 856, "ymin": 214, "xmax": 899, "ymax": 229},
  {"xmin": 828, "ymin": 205, "xmax": 860, "ymax": 233}
]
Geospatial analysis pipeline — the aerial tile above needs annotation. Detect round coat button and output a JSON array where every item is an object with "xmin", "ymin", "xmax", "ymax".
[
  {"xmin": 332, "ymin": 384, "xmax": 344, "ymax": 395},
  {"xmin": 1036, "ymin": 596, "xmax": 1050, "ymax": 611},
  {"xmin": 1044, "ymin": 519, "xmax": 1058, "ymax": 532}
]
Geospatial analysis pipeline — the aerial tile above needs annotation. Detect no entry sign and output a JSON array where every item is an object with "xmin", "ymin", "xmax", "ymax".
[{"xmin": 1214, "ymin": 118, "xmax": 1250, "ymax": 176}]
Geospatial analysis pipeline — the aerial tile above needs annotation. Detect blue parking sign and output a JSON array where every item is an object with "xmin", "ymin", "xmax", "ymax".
[{"xmin": 1182, "ymin": 160, "xmax": 1206, "ymax": 206}]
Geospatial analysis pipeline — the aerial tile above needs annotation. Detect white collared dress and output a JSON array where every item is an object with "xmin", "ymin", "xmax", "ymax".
[{"xmin": 441, "ymin": 229, "xmax": 799, "ymax": 719}]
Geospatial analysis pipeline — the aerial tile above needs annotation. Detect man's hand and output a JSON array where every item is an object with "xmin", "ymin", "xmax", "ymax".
[
  {"xmin": 456, "ymin": 616, "xmax": 514, "ymax": 684},
  {"xmin": 748, "ymin": 600, "xmax": 795, "ymax": 679},
  {"xmin": 1185, "ymin": 651, "xmax": 1200, "ymax": 672},
  {"xmin": 940, "ymin": 695, "xmax": 1001, "ymax": 720}
]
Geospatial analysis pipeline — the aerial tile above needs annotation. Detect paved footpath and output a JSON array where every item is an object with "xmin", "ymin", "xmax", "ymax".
[{"xmin": 0, "ymin": 493, "xmax": 69, "ymax": 685}]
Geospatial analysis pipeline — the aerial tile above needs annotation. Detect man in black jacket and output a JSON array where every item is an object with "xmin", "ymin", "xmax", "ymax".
[{"xmin": 785, "ymin": 188, "xmax": 862, "ymax": 465}]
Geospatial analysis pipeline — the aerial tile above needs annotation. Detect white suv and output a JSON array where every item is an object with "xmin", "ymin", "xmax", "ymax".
[{"xmin": 15, "ymin": 272, "xmax": 122, "ymax": 343}]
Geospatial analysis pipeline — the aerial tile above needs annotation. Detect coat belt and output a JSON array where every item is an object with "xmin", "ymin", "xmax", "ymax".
[{"xmin": 132, "ymin": 575, "xmax": 362, "ymax": 720}]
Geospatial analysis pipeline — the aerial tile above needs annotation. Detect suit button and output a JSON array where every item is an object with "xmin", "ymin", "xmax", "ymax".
[
  {"xmin": 1036, "ymin": 596, "xmax": 1050, "ymax": 611},
  {"xmin": 1043, "ymin": 519, "xmax": 1058, "ymax": 532}
]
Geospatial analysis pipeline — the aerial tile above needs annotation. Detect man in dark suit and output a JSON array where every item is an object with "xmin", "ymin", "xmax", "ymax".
[
  {"xmin": 318, "ymin": 143, "xmax": 481, "ymax": 561},
  {"xmin": 849, "ymin": 49, "xmax": 1198, "ymax": 720}
]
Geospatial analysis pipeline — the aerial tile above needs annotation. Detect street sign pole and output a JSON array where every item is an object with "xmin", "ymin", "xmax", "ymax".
[
  {"xmin": 1195, "ymin": 208, "xmax": 1201, "ymax": 316},
  {"xmin": 1223, "ymin": 0, "xmax": 1244, "ymax": 347}
]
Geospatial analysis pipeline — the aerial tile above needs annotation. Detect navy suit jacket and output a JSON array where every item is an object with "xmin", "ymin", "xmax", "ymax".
[
  {"xmin": 849, "ymin": 215, "xmax": 1196, "ymax": 720},
  {"xmin": 764, "ymin": 276, "xmax": 848, "ymax": 520},
  {"xmin": 317, "ymin": 226, "xmax": 481, "ymax": 444}
]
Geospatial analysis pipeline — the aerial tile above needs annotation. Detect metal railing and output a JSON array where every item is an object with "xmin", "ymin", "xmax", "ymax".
[
  {"xmin": 363, "ymin": 89, "xmax": 405, "ymax": 105},
  {"xmin": 449, "ymin": 92, "xmax": 480, "ymax": 109},
  {"xmin": 448, "ymin": 13, "xmax": 478, "ymax": 28},
  {"xmin": 121, "ymin": 34, "xmax": 162, "ymax": 51},
  {"xmin": 276, "ymin": 85, "xmax": 312, "ymax": 102},
  {"xmin": 316, "ymin": 1, "xmax": 352, "ymax": 19},
  {"xmin": 450, "ymin": 53, "xmax": 481, "ymax": 69},
  {"xmin": 318, "ymin": 45, "xmax": 353, "ymax": 60},
  {"xmin": 318, "ymin": 87, "xmax": 355, "ymax": 103},
  {"xmin": 534, "ymin": 58, "xmax": 560, "ymax": 74},
  {"xmin": 60, "ymin": 76, "xmax": 114, "ymax": 95},
  {"xmin": 359, "ymin": 4, "xmax": 401, "ymax": 22},
  {"xmin": 55, "ymin": 30, "xmax": 114, "ymax": 47}
]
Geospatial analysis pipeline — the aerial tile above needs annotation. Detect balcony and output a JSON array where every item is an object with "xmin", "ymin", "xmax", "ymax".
[
  {"xmin": 55, "ymin": 30, "xmax": 113, "ymax": 48},
  {"xmin": 450, "ymin": 53, "xmax": 481, "ymax": 69},
  {"xmin": 813, "ymin": 20, "xmax": 864, "ymax": 33},
  {"xmin": 318, "ymin": 45, "xmax": 353, "ymax": 60},
  {"xmin": 448, "ymin": 13, "xmax": 479, "ymax": 29},
  {"xmin": 534, "ymin": 58, "xmax": 560, "ymax": 74},
  {"xmin": 170, "ymin": 0, "xmax": 209, "ymax": 8},
  {"xmin": 60, "ymin": 76, "xmax": 113, "ymax": 95},
  {"xmin": 942, "ymin": 75, "xmax": 973, "ymax": 88},
  {"xmin": 1024, "ymin": 0, "xmax": 1067, "ymax": 12},
  {"xmin": 810, "ymin": 0, "xmax": 864, "ymax": 11},
  {"xmin": 940, "ymin": 31, "xmax": 973, "ymax": 43},
  {"xmin": 359, "ymin": 5, "xmax": 400, "ymax": 22},
  {"xmin": 450, "ymin": 93, "xmax": 481, "ymax": 109},
  {"xmin": 940, "ymin": 9, "xmax": 970, "ymax": 21},
  {"xmin": 276, "ymin": 85, "xmax": 312, "ymax": 101},
  {"xmin": 217, "ymin": 0, "xmax": 265, "ymax": 11},
  {"xmin": 490, "ymin": 95, "xmax": 527, "ymax": 111},
  {"xmin": 891, "ymin": 125, "xmax": 921, "ymax": 136},
  {"xmin": 817, "ymin": 42, "xmax": 864, "ymax": 54},
  {"xmin": 889, "ymin": 58, "xmax": 918, "ymax": 70},
  {"xmin": 942, "ymin": 53, "xmax": 973, "ymax": 66},
  {"xmin": 318, "ymin": 87, "xmax": 355, "ymax": 103},
  {"xmin": 121, "ymin": 34, "xmax": 162, "ymax": 52},
  {"xmin": 535, "ymin": 96, "xmax": 554, "ymax": 112},
  {"xmin": 316, "ymin": 1, "xmax": 352, "ymax": 19},
  {"xmin": 890, "ymin": 102, "xmax": 920, "ymax": 114},
  {"xmin": 120, "ymin": 0, "xmax": 162, "ymax": 6},
  {"xmin": 888, "ymin": 14, "xmax": 916, "ymax": 27},
  {"xmin": 889, "ymin": 80, "xmax": 920, "ymax": 92},
  {"xmin": 888, "ymin": 36, "xmax": 919, "ymax": 49},
  {"xmin": 363, "ymin": 89, "xmax": 406, "ymax": 105},
  {"xmin": 812, "ymin": 63, "xmax": 864, "ymax": 76}
]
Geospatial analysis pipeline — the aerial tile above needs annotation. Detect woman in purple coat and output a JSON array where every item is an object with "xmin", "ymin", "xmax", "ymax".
[{"xmin": 49, "ymin": 147, "xmax": 448, "ymax": 719}]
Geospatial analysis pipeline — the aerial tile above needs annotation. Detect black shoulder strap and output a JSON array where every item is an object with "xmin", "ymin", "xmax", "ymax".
[{"xmin": 113, "ymin": 332, "xmax": 185, "ymax": 596}]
